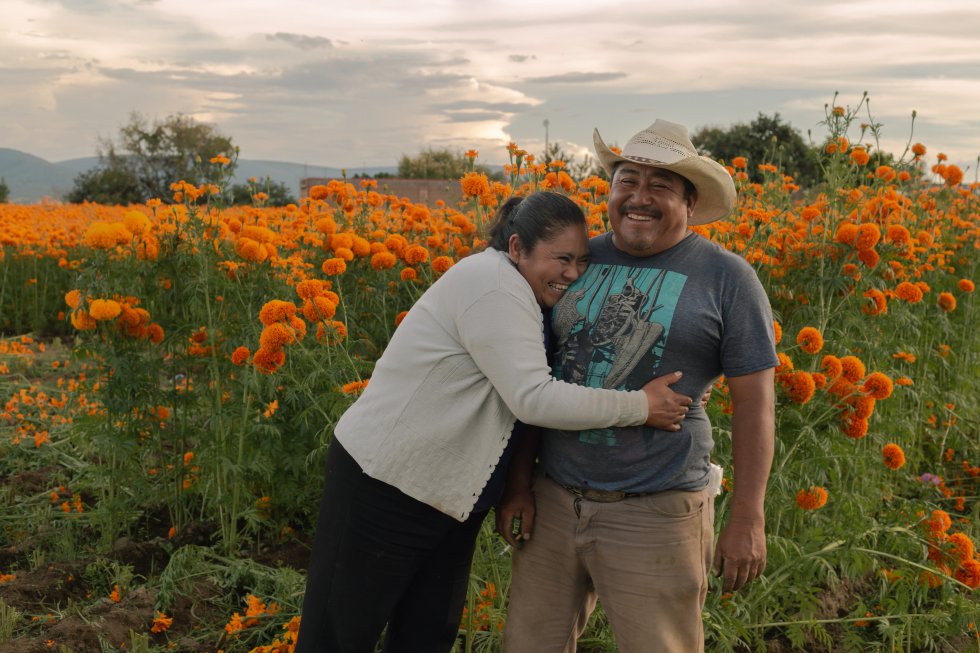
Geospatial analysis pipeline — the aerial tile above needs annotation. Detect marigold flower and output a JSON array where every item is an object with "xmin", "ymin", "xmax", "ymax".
[
  {"xmin": 70, "ymin": 309, "xmax": 98, "ymax": 331},
  {"xmin": 296, "ymin": 279, "xmax": 326, "ymax": 300},
  {"xmin": 400, "ymin": 267, "xmax": 418, "ymax": 282},
  {"xmin": 875, "ymin": 165, "xmax": 896, "ymax": 182},
  {"xmin": 394, "ymin": 310, "xmax": 409, "ymax": 326},
  {"xmin": 838, "ymin": 355, "xmax": 866, "ymax": 382},
  {"xmin": 882, "ymin": 443, "xmax": 906, "ymax": 470},
  {"xmin": 371, "ymin": 251, "xmax": 398, "ymax": 270},
  {"xmin": 431, "ymin": 255, "xmax": 454, "ymax": 275},
  {"xmin": 862, "ymin": 372, "xmax": 894, "ymax": 400},
  {"xmin": 772, "ymin": 320, "xmax": 782, "ymax": 344},
  {"xmin": 460, "ymin": 172, "xmax": 491, "ymax": 198},
  {"xmin": 259, "ymin": 323, "xmax": 296, "ymax": 350},
  {"xmin": 253, "ymin": 347, "xmax": 286, "ymax": 374},
  {"xmin": 263, "ymin": 399, "xmax": 279, "ymax": 418},
  {"xmin": 958, "ymin": 279, "xmax": 975, "ymax": 292},
  {"xmin": 937, "ymin": 292, "xmax": 956, "ymax": 312},
  {"xmin": 259, "ymin": 300, "xmax": 297, "ymax": 325},
  {"xmin": 151, "ymin": 611, "xmax": 174, "ymax": 633},
  {"xmin": 782, "ymin": 370, "xmax": 816, "ymax": 404},
  {"xmin": 231, "ymin": 346, "xmax": 251, "ymax": 366},
  {"xmin": 322, "ymin": 257, "xmax": 347, "ymax": 275},
  {"xmin": 948, "ymin": 533, "xmax": 975, "ymax": 563},
  {"xmin": 385, "ymin": 234, "xmax": 408, "ymax": 254},
  {"xmin": 775, "ymin": 352, "xmax": 794, "ymax": 373},
  {"xmin": 855, "ymin": 223, "xmax": 881, "ymax": 251},
  {"xmin": 315, "ymin": 321, "xmax": 347, "ymax": 345},
  {"xmin": 403, "ymin": 245, "xmax": 430, "ymax": 266},
  {"xmin": 341, "ymin": 379, "xmax": 369, "ymax": 395},
  {"xmin": 147, "ymin": 323, "xmax": 165, "ymax": 344},
  {"xmin": 795, "ymin": 327, "xmax": 824, "ymax": 354},
  {"xmin": 850, "ymin": 148, "xmax": 870, "ymax": 166},
  {"xmin": 911, "ymin": 143, "xmax": 926, "ymax": 157},
  {"xmin": 796, "ymin": 486, "xmax": 828, "ymax": 510},
  {"xmin": 65, "ymin": 289, "xmax": 83, "ymax": 309},
  {"xmin": 821, "ymin": 355, "xmax": 843, "ymax": 379},
  {"xmin": 884, "ymin": 224, "xmax": 911, "ymax": 247},
  {"xmin": 862, "ymin": 288, "xmax": 887, "ymax": 315},
  {"xmin": 309, "ymin": 185, "xmax": 330, "ymax": 201},
  {"xmin": 849, "ymin": 394, "xmax": 876, "ymax": 419},
  {"xmin": 834, "ymin": 223, "xmax": 859, "ymax": 245},
  {"xmin": 110, "ymin": 584, "xmax": 121, "ymax": 603},
  {"xmin": 732, "ymin": 156, "xmax": 747, "ymax": 169},
  {"xmin": 302, "ymin": 296, "xmax": 337, "ymax": 322},
  {"xmin": 335, "ymin": 247, "xmax": 355, "ymax": 261},
  {"xmin": 944, "ymin": 164, "xmax": 964, "ymax": 186},
  {"xmin": 841, "ymin": 413, "xmax": 869, "ymax": 439},
  {"xmin": 351, "ymin": 235, "xmax": 372, "ymax": 258},
  {"xmin": 927, "ymin": 510, "xmax": 952, "ymax": 535},
  {"xmin": 895, "ymin": 281, "xmax": 923, "ymax": 303},
  {"xmin": 954, "ymin": 559, "xmax": 980, "ymax": 589},
  {"xmin": 88, "ymin": 299, "xmax": 122, "ymax": 321}
]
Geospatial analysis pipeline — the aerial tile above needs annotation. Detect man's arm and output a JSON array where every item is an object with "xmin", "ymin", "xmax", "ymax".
[
  {"xmin": 712, "ymin": 367, "xmax": 775, "ymax": 592},
  {"xmin": 495, "ymin": 427, "xmax": 540, "ymax": 547}
]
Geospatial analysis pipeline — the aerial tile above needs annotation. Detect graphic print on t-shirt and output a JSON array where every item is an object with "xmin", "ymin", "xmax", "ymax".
[{"xmin": 552, "ymin": 263, "xmax": 687, "ymax": 445}]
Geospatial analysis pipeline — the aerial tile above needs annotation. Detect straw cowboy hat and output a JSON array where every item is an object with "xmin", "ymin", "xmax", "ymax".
[{"xmin": 593, "ymin": 119, "xmax": 737, "ymax": 225}]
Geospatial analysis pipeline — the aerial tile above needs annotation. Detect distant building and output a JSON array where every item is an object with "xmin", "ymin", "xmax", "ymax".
[{"xmin": 300, "ymin": 177, "xmax": 463, "ymax": 207}]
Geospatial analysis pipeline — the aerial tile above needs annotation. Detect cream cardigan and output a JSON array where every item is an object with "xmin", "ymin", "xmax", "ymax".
[{"xmin": 335, "ymin": 248, "xmax": 648, "ymax": 521}]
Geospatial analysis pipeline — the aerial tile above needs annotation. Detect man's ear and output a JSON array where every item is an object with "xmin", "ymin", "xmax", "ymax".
[{"xmin": 687, "ymin": 189, "xmax": 698, "ymax": 218}]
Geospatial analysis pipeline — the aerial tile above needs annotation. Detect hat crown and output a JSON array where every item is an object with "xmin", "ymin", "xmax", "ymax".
[{"xmin": 623, "ymin": 119, "xmax": 697, "ymax": 164}]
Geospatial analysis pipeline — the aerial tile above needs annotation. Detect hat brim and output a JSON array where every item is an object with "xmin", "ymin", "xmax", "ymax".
[{"xmin": 593, "ymin": 128, "xmax": 736, "ymax": 225}]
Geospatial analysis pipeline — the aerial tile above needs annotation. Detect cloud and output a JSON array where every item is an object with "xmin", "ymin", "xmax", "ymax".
[
  {"xmin": 525, "ymin": 72, "xmax": 628, "ymax": 84},
  {"xmin": 265, "ymin": 32, "xmax": 333, "ymax": 50},
  {"xmin": 509, "ymin": 54, "xmax": 535, "ymax": 63}
]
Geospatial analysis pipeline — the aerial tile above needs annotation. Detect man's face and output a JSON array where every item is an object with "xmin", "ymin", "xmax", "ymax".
[{"xmin": 608, "ymin": 163, "xmax": 697, "ymax": 257}]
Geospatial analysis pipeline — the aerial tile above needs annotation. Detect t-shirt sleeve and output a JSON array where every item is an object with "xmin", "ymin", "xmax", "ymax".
[{"xmin": 719, "ymin": 259, "xmax": 780, "ymax": 377}]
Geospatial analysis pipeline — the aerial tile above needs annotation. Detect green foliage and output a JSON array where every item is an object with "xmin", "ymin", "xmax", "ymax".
[
  {"xmin": 397, "ymin": 147, "xmax": 495, "ymax": 179},
  {"xmin": 67, "ymin": 112, "xmax": 237, "ymax": 204},
  {"xmin": 226, "ymin": 176, "xmax": 297, "ymax": 207},
  {"xmin": 0, "ymin": 177, "xmax": 9, "ymax": 203},
  {"xmin": 65, "ymin": 163, "xmax": 143, "ymax": 205},
  {"xmin": 693, "ymin": 112, "xmax": 823, "ymax": 187}
]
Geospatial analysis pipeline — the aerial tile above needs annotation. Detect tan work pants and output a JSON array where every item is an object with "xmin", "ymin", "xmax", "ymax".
[{"xmin": 504, "ymin": 474, "xmax": 715, "ymax": 653}]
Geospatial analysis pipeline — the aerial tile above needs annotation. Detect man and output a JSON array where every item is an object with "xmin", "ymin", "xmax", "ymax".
[{"xmin": 498, "ymin": 119, "xmax": 778, "ymax": 653}]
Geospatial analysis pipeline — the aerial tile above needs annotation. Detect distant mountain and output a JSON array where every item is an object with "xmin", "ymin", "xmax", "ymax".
[
  {"xmin": 0, "ymin": 148, "xmax": 397, "ymax": 203},
  {"xmin": 0, "ymin": 148, "xmax": 82, "ymax": 203}
]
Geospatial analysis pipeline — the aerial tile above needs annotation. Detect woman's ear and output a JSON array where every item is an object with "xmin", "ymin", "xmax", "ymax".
[{"xmin": 508, "ymin": 233, "xmax": 522, "ymax": 263}]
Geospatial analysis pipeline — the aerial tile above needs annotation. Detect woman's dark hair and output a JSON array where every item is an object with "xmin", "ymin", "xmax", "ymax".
[{"xmin": 487, "ymin": 191, "xmax": 586, "ymax": 252}]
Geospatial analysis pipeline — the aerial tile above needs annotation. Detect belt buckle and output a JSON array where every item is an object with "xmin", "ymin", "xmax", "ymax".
[{"xmin": 582, "ymin": 488, "xmax": 627, "ymax": 503}]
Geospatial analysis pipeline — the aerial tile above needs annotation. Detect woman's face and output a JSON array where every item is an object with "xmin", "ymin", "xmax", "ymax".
[{"xmin": 509, "ymin": 224, "xmax": 589, "ymax": 308}]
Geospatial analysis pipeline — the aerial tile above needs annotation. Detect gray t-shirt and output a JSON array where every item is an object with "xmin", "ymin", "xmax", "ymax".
[{"xmin": 539, "ymin": 231, "xmax": 779, "ymax": 493}]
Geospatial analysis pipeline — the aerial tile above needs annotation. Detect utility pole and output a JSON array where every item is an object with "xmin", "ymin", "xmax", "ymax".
[{"xmin": 543, "ymin": 119, "xmax": 550, "ymax": 161}]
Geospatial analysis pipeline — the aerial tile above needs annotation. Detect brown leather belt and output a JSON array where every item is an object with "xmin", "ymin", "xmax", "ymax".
[{"xmin": 558, "ymin": 483, "xmax": 653, "ymax": 503}]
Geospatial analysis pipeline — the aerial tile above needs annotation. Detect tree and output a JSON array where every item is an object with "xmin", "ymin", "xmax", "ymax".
[
  {"xmin": 397, "ymin": 148, "xmax": 495, "ymax": 179},
  {"xmin": 0, "ymin": 177, "xmax": 9, "ymax": 203},
  {"xmin": 68, "ymin": 113, "xmax": 237, "ymax": 204},
  {"xmin": 692, "ymin": 113, "xmax": 822, "ymax": 187},
  {"xmin": 226, "ymin": 177, "xmax": 297, "ymax": 207},
  {"xmin": 65, "ymin": 165, "xmax": 143, "ymax": 205}
]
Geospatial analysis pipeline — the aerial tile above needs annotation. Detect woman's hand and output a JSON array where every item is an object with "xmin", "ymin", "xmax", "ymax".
[{"xmin": 641, "ymin": 371, "xmax": 693, "ymax": 430}]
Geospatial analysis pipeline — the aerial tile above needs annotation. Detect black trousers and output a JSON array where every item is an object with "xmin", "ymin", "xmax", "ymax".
[{"xmin": 294, "ymin": 441, "xmax": 487, "ymax": 653}]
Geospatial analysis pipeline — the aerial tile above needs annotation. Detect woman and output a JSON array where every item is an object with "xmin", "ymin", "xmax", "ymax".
[{"xmin": 295, "ymin": 192, "xmax": 687, "ymax": 653}]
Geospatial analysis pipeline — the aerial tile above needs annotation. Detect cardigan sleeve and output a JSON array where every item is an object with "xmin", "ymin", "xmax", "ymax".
[{"xmin": 456, "ymin": 287, "xmax": 648, "ymax": 429}]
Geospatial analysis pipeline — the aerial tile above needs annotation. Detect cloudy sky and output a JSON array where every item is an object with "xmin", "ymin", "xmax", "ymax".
[{"xmin": 4, "ymin": 0, "xmax": 980, "ymax": 174}]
